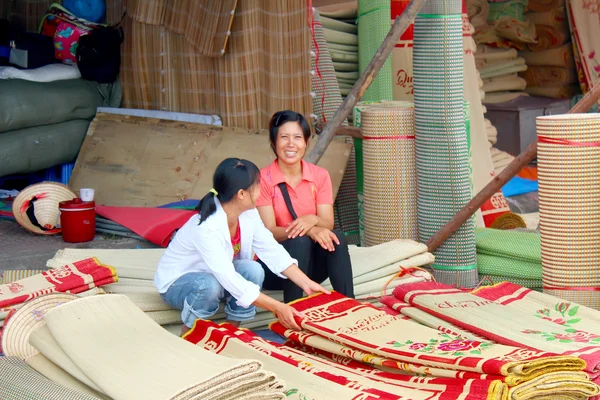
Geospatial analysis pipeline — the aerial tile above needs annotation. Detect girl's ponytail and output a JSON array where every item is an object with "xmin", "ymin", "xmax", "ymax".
[{"xmin": 195, "ymin": 191, "xmax": 218, "ymax": 225}]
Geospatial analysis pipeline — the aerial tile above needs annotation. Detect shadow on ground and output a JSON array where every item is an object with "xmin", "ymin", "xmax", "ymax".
[{"xmin": 0, "ymin": 220, "xmax": 159, "ymax": 270}]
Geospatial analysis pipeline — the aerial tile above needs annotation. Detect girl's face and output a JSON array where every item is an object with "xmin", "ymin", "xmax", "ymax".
[
  {"xmin": 275, "ymin": 121, "xmax": 307, "ymax": 165},
  {"xmin": 238, "ymin": 182, "xmax": 260, "ymax": 211}
]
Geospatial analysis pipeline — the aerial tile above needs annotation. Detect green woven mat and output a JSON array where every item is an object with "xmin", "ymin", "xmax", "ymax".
[
  {"xmin": 313, "ymin": 9, "xmax": 360, "ymax": 244},
  {"xmin": 481, "ymin": 275, "xmax": 543, "ymax": 290},
  {"xmin": 477, "ymin": 254, "xmax": 542, "ymax": 280},
  {"xmin": 475, "ymin": 228, "xmax": 541, "ymax": 263},
  {"xmin": 488, "ymin": 0, "xmax": 528, "ymax": 22},
  {"xmin": 357, "ymin": 0, "xmax": 393, "ymax": 102}
]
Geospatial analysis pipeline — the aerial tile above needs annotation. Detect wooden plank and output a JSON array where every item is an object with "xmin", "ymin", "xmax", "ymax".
[{"xmin": 69, "ymin": 113, "xmax": 352, "ymax": 207}]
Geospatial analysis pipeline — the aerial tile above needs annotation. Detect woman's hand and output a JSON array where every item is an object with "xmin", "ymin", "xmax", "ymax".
[
  {"xmin": 307, "ymin": 227, "xmax": 339, "ymax": 252},
  {"xmin": 274, "ymin": 303, "xmax": 305, "ymax": 330},
  {"xmin": 286, "ymin": 215, "xmax": 319, "ymax": 239},
  {"xmin": 301, "ymin": 279, "xmax": 331, "ymax": 297}
]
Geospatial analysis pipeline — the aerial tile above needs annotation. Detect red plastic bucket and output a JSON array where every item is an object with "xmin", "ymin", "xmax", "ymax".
[{"xmin": 59, "ymin": 198, "xmax": 96, "ymax": 243}]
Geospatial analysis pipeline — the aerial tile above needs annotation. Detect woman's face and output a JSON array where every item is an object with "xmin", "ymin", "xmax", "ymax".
[{"xmin": 275, "ymin": 121, "xmax": 307, "ymax": 165}]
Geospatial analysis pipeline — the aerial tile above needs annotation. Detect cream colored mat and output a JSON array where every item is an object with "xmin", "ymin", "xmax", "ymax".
[
  {"xmin": 42, "ymin": 294, "xmax": 281, "ymax": 400},
  {"xmin": 29, "ymin": 324, "xmax": 101, "ymax": 392},
  {"xmin": 45, "ymin": 240, "xmax": 435, "ymax": 331},
  {"xmin": 484, "ymin": 91, "xmax": 529, "ymax": 103},
  {"xmin": 24, "ymin": 353, "xmax": 109, "ymax": 400},
  {"xmin": 483, "ymin": 75, "xmax": 527, "ymax": 93}
]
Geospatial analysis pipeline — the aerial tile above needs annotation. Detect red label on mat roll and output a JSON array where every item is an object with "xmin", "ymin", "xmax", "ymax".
[
  {"xmin": 481, "ymin": 191, "xmax": 511, "ymax": 227},
  {"xmin": 391, "ymin": 0, "xmax": 414, "ymax": 41}
]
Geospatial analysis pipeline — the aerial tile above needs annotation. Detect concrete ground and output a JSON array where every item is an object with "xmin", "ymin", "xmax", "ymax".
[{"xmin": 0, "ymin": 219, "xmax": 159, "ymax": 271}]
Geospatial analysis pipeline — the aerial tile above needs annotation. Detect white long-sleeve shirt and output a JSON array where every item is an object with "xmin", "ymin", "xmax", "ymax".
[{"xmin": 154, "ymin": 200, "xmax": 297, "ymax": 308}]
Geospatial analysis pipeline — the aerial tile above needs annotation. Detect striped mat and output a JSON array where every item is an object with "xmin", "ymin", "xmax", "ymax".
[{"xmin": 412, "ymin": 0, "xmax": 478, "ymax": 287}]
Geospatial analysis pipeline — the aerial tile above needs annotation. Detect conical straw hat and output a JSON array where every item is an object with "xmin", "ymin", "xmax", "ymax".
[{"xmin": 12, "ymin": 182, "xmax": 76, "ymax": 235}]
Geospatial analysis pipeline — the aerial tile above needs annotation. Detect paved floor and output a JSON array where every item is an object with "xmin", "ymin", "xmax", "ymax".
[{"xmin": 0, "ymin": 220, "xmax": 159, "ymax": 271}]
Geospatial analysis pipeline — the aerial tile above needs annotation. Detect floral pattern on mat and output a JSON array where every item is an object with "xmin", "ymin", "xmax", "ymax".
[{"xmin": 388, "ymin": 336, "xmax": 495, "ymax": 356}]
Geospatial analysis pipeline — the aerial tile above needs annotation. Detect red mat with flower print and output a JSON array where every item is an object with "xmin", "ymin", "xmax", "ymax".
[
  {"xmin": 280, "ymin": 292, "xmax": 585, "ymax": 382},
  {"xmin": 185, "ymin": 319, "xmax": 501, "ymax": 400},
  {"xmin": 0, "ymin": 257, "xmax": 117, "ymax": 308},
  {"xmin": 393, "ymin": 282, "xmax": 600, "ymax": 376}
]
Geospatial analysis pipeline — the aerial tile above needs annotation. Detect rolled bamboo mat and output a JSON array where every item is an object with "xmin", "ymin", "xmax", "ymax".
[
  {"xmin": 353, "ymin": 100, "xmax": 414, "ymax": 244},
  {"xmin": 361, "ymin": 107, "xmax": 418, "ymax": 246},
  {"xmin": 412, "ymin": 3, "xmax": 478, "ymax": 287},
  {"xmin": 537, "ymin": 114, "xmax": 600, "ymax": 309}
]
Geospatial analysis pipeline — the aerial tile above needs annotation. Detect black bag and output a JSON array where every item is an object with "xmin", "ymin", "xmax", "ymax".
[
  {"xmin": 278, "ymin": 183, "xmax": 298, "ymax": 220},
  {"xmin": 76, "ymin": 26, "xmax": 123, "ymax": 83},
  {"xmin": 10, "ymin": 32, "xmax": 55, "ymax": 69}
]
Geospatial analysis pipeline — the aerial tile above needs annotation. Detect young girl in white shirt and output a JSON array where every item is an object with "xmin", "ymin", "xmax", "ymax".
[{"xmin": 154, "ymin": 158, "xmax": 329, "ymax": 335}]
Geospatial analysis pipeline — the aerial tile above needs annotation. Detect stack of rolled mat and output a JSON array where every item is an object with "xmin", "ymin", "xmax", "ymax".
[
  {"xmin": 472, "ymin": 0, "xmax": 537, "ymax": 51},
  {"xmin": 481, "ymin": 105, "xmax": 515, "ymax": 175},
  {"xmin": 516, "ymin": 2, "xmax": 580, "ymax": 99},
  {"xmin": 518, "ymin": 43, "xmax": 579, "ymax": 98},
  {"xmin": 0, "ymin": 258, "xmax": 117, "ymax": 350},
  {"xmin": 389, "ymin": 281, "xmax": 600, "ymax": 395},
  {"xmin": 1, "ymin": 293, "xmax": 286, "ymax": 399},
  {"xmin": 475, "ymin": 227, "xmax": 542, "ymax": 289},
  {"xmin": 44, "ymin": 240, "xmax": 435, "ymax": 333},
  {"xmin": 490, "ymin": 146, "xmax": 516, "ymax": 174},
  {"xmin": 475, "ymin": 45, "xmax": 529, "ymax": 104},
  {"xmin": 317, "ymin": 4, "xmax": 358, "ymax": 98},
  {"xmin": 270, "ymin": 291, "xmax": 599, "ymax": 399}
]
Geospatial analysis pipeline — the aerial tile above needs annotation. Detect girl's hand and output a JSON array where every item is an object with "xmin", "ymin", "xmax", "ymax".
[
  {"xmin": 306, "ymin": 227, "xmax": 339, "ymax": 252},
  {"xmin": 274, "ymin": 303, "xmax": 305, "ymax": 330},
  {"xmin": 286, "ymin": 215, "xmax": 318, "ymax": 239}
]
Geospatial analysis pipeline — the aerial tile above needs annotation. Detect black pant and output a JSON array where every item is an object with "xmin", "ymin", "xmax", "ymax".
[{"xmin": 260, "ymin": 229, "xmax": 354, "ymax": 303}]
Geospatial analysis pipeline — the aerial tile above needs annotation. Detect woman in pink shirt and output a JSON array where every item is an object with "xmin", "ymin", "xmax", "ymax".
[{"xmin": 256, "ymin": 110, "xmax": 354, "ymax": 303}]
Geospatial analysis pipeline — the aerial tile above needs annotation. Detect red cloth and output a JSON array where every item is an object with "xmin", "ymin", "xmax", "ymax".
[
  {"xmin": 231, "ymin": 223, "xmax": 241, "ymax": 259},
  {"xmin": 95, "ymin": 206, "xmax": 196, "ymax": 247}
]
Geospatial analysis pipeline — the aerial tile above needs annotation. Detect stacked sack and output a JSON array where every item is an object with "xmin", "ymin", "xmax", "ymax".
[
  {"xmin": 317, "ymin": 4, "xmax": 358, "ymax": 99},
  {"xmin": 45, "ymin": 240, "xmax": 436, "ymax": 333},
  {"xmin": 0, "ymin": 78, "xmax": 120, "ymax": 178},
  {"xmin": 518, "ymin": 0, "xmax": 580, "ymax": 99}
]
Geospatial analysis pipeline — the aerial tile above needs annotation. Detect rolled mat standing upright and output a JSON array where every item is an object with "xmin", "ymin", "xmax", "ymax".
[
  {"xmin": 361, "ymin": 106, "xmax": 418, "ymax": 246},
  {"xmin": 412, "ymin": 0, "xmax": 478, "ymax": 287},
  {"xmin": 537, "ymin": 114, "xmax": 600, "ymax": 309}
]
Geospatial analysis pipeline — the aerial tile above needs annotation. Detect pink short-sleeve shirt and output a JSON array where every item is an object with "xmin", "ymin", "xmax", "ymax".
[{"xmin": 257, "ymin": 160, "xmax": 333, "ymax": 227}]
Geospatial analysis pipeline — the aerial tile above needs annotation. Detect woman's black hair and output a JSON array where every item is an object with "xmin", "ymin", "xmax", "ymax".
[
  {"xmin": 268, "ymin": 110, "xmax": 311, "ymax": 156},
  {"xmin": 195, "ymin": 158, "xmax": 260, "ymax": 225}
]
